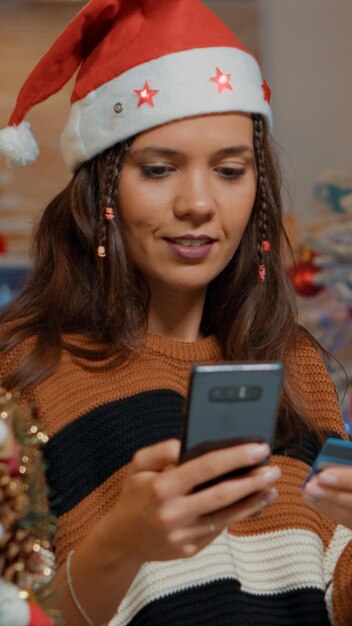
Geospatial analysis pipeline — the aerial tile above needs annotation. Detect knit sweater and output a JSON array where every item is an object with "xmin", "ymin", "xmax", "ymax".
[{"xmin": 1, "ymin": 332, "xmax": 352, "ymax": 626}]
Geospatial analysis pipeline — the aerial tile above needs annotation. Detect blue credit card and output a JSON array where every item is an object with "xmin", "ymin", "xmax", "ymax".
[{"xmin": 303, "ymin": 437, "xmax": 352, "ymax": 487}]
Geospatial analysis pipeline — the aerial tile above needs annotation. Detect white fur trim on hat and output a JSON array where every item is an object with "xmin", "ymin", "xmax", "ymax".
[
  {"xmin": 61, "ymin": 47, "xmax": 271, "ymax": 171},
  {"xmin": 0, "ymin": 121, "xmax": 39, "ymax": 168}
]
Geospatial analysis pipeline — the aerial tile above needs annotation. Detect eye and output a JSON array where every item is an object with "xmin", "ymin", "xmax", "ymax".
[
  {"xmin": 216, "ymin": 167, "xmax": 246, "ymax": 180},
  {"xmin": 140, "ymin": 165, "xmax": 175, "ymax": 179}
]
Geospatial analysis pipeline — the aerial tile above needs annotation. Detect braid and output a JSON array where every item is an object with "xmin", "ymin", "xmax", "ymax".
[
  {"xmin": 97, "ymin": 140, "xmax": 131, "ymax": 258},
  {"xmin": 253, "ymin": 115, "xmax": 270, "ymax": 281}
]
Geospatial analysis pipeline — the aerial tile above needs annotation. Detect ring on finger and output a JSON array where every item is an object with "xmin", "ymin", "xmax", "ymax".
[{"xmin": 207, "ymin": 514, "xmax": 216, "ymax": 533}]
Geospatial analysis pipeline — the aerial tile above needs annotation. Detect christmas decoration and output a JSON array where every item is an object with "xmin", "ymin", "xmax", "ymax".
[
  {"xmin": 0, "ymin": 122, "xmax": 39, "ymax": 170},
  {"xmin": 288, "ymin": 248, "xmax": 324, "ymax": 297},
  {"xmin": 134, "ymin": 81, "xmax": 160, "ymax": 107},
  {"xmin": 293, "ymin": 171, "xmax": 352, "ymax": 435},
  {"xmin": 0, "ymin": 389, "xmax": 59, "ymax": 625},
  {"xmin": 262, "ymin": 81, "xmax": 271, "ymax": 104},
  {"xmin": 0, "ymin": 235, "xmax": 6, "ymax": 254},
  {"xmin": 305, "ymin": 222, "xmax": 352, "ymax": 305},
  {"xmin": 297, "ymin": 288, "xmax": 352, "ymax": 433},
  {"xmin": 210, "ymin": 67, "xmax": 233, "ymax": 93}
]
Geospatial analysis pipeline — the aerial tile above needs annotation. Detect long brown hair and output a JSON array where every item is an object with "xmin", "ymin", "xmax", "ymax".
[{"xmin": 0, "ymin": 115, "xmax": 321, "ymax": 444}]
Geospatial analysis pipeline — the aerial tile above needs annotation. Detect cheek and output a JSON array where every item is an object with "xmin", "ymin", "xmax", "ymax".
[
  {"xmin": 118, "ymin": 173, "xmax": 167, "ymax": 238},
  {"xmin": 224, "ymin": 183, "xmax": 257, "ymax": 240}
]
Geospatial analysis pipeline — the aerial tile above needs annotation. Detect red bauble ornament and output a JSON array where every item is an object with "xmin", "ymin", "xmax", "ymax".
[
  {"xmin": 0, "ymin": 233, "xmax": 7, "ymax": 254},
  {"xmin": 289, "ymin": 261, "xmax": 324, "ymax": 297}
]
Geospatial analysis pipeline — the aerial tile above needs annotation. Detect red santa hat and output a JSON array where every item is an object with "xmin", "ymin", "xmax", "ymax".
[{"xmin": 0, "ymin": 0, "xmax": 272, "ymax": 172}]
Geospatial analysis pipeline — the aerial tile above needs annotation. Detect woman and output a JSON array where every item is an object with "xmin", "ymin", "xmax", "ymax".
[{"xmin": 0, "ymin": 1, "xmax": 351, "ymax": 625}]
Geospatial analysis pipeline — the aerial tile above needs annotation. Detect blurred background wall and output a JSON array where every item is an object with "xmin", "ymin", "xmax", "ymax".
[{"xmin": 259, "ymin": 0, "xmax": 352, "ymax": 223}]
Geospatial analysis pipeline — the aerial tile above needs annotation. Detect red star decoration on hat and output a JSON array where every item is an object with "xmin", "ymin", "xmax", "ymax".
[
  {"xmin": 134, "ymin": 81, "xmax": 160, "ymax": 107},
  {"xmin": 210, "ymin": 67, "xmax": 233, "ymax": 93},
  {"xmin": 262, "ymin": 80, "xmax": 271, "ymax": 104}
]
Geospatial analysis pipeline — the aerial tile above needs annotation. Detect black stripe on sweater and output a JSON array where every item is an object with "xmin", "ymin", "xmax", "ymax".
[
  {"xmin": 127, "ymin": 578, "xmax": 331, "ymax": 626},
  {"xmin": 44, "ymin": 389, "xmax": 184, "ymax": 516},
  {"xmin": 44, "ymin": 388, "xmax": 343, "ymax": 517}
]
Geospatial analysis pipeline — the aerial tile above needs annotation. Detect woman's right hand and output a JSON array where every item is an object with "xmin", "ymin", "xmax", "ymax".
[
  {"xmin": 103, "ymin": 438, "xmax": 281, "ymax": 564},
  {"xmin": 55, "ymin": 439, "xmax": 281, "ymax": 626}
]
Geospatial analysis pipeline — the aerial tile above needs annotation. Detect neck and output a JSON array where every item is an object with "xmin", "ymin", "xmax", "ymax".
[{"xmin": 147, "ymin": 284, "xmax": 207, "ymax": 343}]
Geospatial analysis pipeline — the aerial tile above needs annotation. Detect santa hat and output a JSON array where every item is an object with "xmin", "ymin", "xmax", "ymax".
[{"xmin": 0, "ymin": 0, "xmax": 272, "ymax": 172}]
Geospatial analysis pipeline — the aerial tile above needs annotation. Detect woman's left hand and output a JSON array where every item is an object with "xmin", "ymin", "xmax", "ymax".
[{"xmin": 303, "ymin": 466, "xmax": 352, "ymax": 530}]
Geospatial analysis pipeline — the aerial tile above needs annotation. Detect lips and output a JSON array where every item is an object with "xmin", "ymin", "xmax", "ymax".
[
  {"xmin": 164, "ymin": 235, "xmax": 216, "ymax": 260},
  {"xmin": 165, "ymin": 234, "xmax": 216, "ymax": 246},
  {"xmin": 166, "ymin": 237, "xmax": 214, "ymax": 247}
]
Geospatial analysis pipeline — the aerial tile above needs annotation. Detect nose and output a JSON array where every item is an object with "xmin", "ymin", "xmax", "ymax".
[{"xmin": 173, "ymin": 169, "xmax": 216, "ymax": 223}]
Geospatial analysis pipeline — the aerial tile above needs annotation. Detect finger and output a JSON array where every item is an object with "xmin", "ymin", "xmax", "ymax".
[
  {"xmin": 167, "ymin": 488, "xmax": 278, "ymax": 546},
  {"xmin": 163, "ymin": 442, "xmax": 271, "ymax": 497},
  {"xmin": 131, "ymin": 439, "xmax": 181, "ymax": 473},
  {"xmin": 174, "ymin": 463, "xmax": 280, "ymax": 521},
  {"xmin": 212, "ymin": 486, "xmax": 278, "ymax": 528},
  {"xmin": 317, "ymin": 466, "xmax": 352, "ymax": 491},
  {"xmin": 160, "ymin": 464, "xmax": 281, "ymax": 527},
  {"xmin": 304, "ymin": 482, "xmax": 352, "ymax": 511},
  {"xmin": 303, "ymin": 492, "xmax": 352, "ymax": 529}
]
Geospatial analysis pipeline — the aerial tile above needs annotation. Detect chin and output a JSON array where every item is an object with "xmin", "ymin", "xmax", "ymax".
[{"xmin": 157, "ymin": 272, "xmax": 218, "ymax": 294}]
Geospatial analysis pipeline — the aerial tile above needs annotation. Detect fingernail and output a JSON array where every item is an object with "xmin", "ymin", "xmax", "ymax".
[
  {"xmin": 250, "ymin": 443, "xmax": 270, "ymax": 461},
  {"xmin": 262, "ymin": 488, "xmax": 278, "ymax": 506},
  {"xmin": 304, "ymin": 483, "xmax": 325, "ymax": 499},
  {"xmin": 263, "ymin": 467, "xmax": 282, "ymax": 484},
  {"xmin": 319, "ymin": 472, "xmax": 338, "ymax": 486}
]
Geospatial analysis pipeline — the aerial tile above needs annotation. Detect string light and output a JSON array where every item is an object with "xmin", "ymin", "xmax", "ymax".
[
  {"xmin": 262, "ymin": 80, "xmax": 271, "ymax": 104},
  {"xmin": 210, "ymin": 67, "xmax": 233, "ymax": 93},
  {"xmin": 134, "ymin": 81, "xmax": 160, "ymax": 107}
]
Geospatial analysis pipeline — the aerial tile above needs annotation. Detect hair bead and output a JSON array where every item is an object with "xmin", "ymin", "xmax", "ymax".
[
  {"xmin": 97, "ymin": 245, "xmax": 106, "ymax": 258},
  {"xmin": 105, "ymin": 207, "xmax": 115, "ymax": 221},
  {"xmin": 259, "ymin": 264, "xmax": 266, "ymax": 282},
  {"xmin": 262, "ymin": 240, "xmax": 271, "ymax": 252}
]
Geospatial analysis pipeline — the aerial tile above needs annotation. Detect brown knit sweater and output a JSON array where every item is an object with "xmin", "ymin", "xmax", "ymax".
[{"xmin": 1, "ymin": 332, "xmax": 352, "ymax": 626}]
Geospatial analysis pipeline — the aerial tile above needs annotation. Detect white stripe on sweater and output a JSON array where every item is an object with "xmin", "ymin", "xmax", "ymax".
[
  {"xmin": 323, "ymin": 525, "xmax": 352, "ymax": 625},
  {"xmin": 110, "ymin": 527, "xmax": 330, "ymax": 626}
]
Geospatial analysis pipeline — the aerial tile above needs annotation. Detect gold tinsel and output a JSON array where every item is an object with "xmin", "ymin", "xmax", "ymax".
[{"xmin": 0, "ymin": 387, "xmax": 61, "ymax": 623}]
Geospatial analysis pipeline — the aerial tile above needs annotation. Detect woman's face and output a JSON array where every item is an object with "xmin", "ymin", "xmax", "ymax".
[{"xmin": 118, "ymin": 113, "xmax": 257, "ymax": 294}]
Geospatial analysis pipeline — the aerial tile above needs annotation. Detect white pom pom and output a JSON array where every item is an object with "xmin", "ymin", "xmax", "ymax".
[
  {"xmin": 0, "ymin": 579, "xmax": 30, "ymax": 626},
  {"xmin": 0, "ymin": 120, "xmax": 39, "ymax": 168}
]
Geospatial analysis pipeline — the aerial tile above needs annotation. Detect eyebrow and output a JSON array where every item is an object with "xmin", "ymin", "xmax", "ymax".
[
  {"xmin": 130, "ymin": 145, "xmax": 254, "ymax": 158},
  {"xmin": 215, "ymin": 146, "xmax": 254, "ymax": 157}
]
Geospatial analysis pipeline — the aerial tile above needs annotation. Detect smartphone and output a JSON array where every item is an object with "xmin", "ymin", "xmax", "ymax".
[
  {"xmin": 179, "ymin": 362, "xmax": 284, "ymax": 490},
  {"xmin": 303, "ymin": 437, "xmax": 352, "ymax": 488}
]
